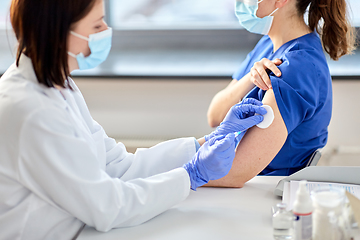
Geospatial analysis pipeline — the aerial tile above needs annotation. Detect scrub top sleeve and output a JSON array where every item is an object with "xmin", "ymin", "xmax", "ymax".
[
  {"xmin": 270, "ymin": 53, "xmax": 319, "ymax": 134},
  {"xmin": 18, "ymin": 108, "xmax": 190, "ymax": 231}
]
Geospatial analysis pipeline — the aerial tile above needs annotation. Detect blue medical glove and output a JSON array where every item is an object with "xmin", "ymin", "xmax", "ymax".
[
  {"xmin": 183, "ymin": 133, "xmax": 236, "ymax": 190},
  {"xmin": 205, "ymin": 98, "xmax": 267, "ymax": 144}
]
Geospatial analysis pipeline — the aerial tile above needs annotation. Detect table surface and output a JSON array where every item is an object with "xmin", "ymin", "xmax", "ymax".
[{"xmin": 78, "ymin": 176, "xmax": 284, "ymax": 240}]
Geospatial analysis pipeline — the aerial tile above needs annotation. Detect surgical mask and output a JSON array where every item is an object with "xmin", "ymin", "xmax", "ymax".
[
  {"xmin": 235, "ymin": 0, "xmax": 278, "ymax": 35},
  {"xmin": 68, "ymin": 28, "xmax": 112, "ymax": 70}
]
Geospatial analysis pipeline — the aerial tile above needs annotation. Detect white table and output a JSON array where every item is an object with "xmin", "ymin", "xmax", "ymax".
[{"xmin": 78, "ymin": 176, "xmax": 283, "ymax": 240}]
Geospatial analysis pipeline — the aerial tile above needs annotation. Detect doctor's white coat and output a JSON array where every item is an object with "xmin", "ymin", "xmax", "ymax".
[{"xmin": 0, "ymin": 55, "xmax": 196, "ymax": 240}]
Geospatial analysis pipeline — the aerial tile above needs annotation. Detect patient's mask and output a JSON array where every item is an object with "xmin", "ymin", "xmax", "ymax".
[
  {"xmin": 235, "ymin": 0, "xmax": 278, "ymax": 35},
  {"xmin": 68, "ymin": 28, "xmax": 112, "ymax": 70}
]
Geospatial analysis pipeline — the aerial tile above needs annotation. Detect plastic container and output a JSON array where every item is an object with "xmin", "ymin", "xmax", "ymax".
[
  {"xmin": 311, "ymin": 188, "xmax": 351, "ymax": 240},
  {"xmin": 293, "ymin": 180, "xmax": 313, "ymax": 240}
]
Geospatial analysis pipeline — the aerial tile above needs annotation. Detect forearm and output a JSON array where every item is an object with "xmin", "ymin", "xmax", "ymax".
[
  {"xmin": 112, "ymin": 138, "xmax": 196, "ymax": 181},
  {"xmin": 207, "ymin": 74, "xmax": 255, "ymax": 127}
]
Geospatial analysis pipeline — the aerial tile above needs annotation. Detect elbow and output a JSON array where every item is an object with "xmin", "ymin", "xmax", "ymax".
[
  {"xmin": 221, "ymin": 172, "xmax": 249, "ymax": 188},
  {"xmin": 208, "ymin": 119, "xmax": 219, "ymax": 128},
  {"xmin": 230, "ymin": 181, "xmax": 245, "ymax": 188},
  {"xmin": 207, "ymin": 175, "xmax": 246, "ymax": 188},
  {"xmin": 207, "ymin": 112, "xmax": 221, "ymax": 128},
  {"xmin": 94, "ymin": 220, "xmax": 140, "ymax": 233},
  {"xmin": 225, "ymin": 179, "xmax": 245, "ymax": 188},
  {"xmin": 92, "ymin": 218, "xmax": 113, "ymax": 233},
  {"xmin": 95, "ymin": 226, "xmax": 112, "ymax": 233},
  {"xmin": 91, "ymin": 208, "xmax": 148, "ymax": 232}
]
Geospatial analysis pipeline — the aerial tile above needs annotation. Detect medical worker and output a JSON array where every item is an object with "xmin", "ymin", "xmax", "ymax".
[
  {"xmin": 0, "ymin": 0, "xmax": 267, "ymax": 239},
  {"xmin": 206, "ymin": 0, "xmax": 355, "ymax": 187}
]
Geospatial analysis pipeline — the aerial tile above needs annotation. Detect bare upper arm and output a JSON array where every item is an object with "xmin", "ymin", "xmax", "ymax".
[{"xmin": 206, "ymin": 89, "xmax": 288, "ymax": 188}]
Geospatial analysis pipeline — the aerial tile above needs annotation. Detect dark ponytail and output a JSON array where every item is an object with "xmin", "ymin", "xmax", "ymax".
[{"xmin": 297, "ymin": 0, "xmax": 356, "ymax": 61}]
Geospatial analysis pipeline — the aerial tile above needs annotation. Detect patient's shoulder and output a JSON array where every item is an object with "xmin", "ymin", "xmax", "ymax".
[{"xmin": 282, "ymin": 33, "xmax": 325, "ymax": 63}]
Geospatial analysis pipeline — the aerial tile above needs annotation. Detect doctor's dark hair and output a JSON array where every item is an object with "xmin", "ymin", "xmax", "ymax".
[
  {"xmin": 296, "ymin": 0, "xmax": 355, "ymax": 61},
  {"xmin": 10, "ymin": 0, "xmax": 97, "ymax": 88}
]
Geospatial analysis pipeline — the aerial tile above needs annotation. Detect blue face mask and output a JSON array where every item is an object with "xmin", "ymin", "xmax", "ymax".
[
  {"xmin": 235, "ymin": 0, "xmax": 278, "ymax": 35},
  {"xmin": 68, "ymin": 28, "xmax": 112, "ymax": 70}
]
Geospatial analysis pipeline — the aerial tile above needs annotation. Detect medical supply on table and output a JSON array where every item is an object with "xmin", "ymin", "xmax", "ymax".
[
  {"xmin": 235, "ymin": 0, "xmax": 278, "ymax": 35},
  {"xmin": 183, "ymin": 133, "xmax": 235, "ymax": 190},
  {"xmin": 274, "ymin": 166, "xmax": 360, "ymax": 197},
  {"xmin": 346, "ymin": 192, "xmax": 360, "ymax": 228},
  {"xmin": 256, "ymin": 105, "xmax": 274, "ymax": 129},
  {"xmin": 282, "ymin": 180, "xmax": 360, "ymax": 211},
  {"xmin": 312, "ymin": 188, "xmax": 352, "ymax": 240},
  {"xmin": 293, "ymin": 180, "xmax": 312, "ymax": 240},
  {"xmin": 68, "ymin": 27, "xmax": 113, "ymax": 70},
  {"xmin": 273, "ymin": 203, "xmax": 294, "ymax": 240}
]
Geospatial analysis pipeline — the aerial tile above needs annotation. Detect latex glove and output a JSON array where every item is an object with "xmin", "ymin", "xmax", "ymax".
[
  {"xmin": 205, "ymin": 98, "xmax": 267, "ymax": 144},
  {"xmin": 183, "ymin": 133, "xmax": 236, "ymax": 190}
]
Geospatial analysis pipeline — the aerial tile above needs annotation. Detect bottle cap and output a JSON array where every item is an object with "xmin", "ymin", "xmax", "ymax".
[{"xmin": 293, "ymin": 180, "xmax": 313, "ymax": 214}]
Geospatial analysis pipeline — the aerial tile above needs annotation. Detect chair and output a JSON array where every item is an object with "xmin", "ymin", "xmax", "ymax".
[{"xmin": 306, "ymin": 149, "xmax": 322, "ymax": 167}]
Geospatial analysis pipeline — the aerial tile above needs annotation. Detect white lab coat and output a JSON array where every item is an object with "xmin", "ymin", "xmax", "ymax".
[{"xmin": 0, "ymin": 55, "xmax": 196, "ymax": 240}]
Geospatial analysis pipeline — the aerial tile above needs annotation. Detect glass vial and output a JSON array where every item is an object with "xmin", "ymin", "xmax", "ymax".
[{"xmin": 273, "ymin": 203, "xmax": 293, "ymax": 240}]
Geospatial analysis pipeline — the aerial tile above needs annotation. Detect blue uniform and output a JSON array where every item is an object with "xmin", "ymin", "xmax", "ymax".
[{"xmin": 233, "ymin": 32, "xmax": 332, "ymax": 176}]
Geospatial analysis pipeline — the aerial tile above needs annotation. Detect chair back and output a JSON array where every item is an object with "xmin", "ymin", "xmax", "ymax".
[{"xmin": 306, "ymin": 149, "xmax": 322, "ymax": 167}]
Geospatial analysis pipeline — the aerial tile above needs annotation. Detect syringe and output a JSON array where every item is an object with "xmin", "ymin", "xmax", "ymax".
[{"xmin": 234, "ymin": 131, "xmax": 242, "ymax": 138}]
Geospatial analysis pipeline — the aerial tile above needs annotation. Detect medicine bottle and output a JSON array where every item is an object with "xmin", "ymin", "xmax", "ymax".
[
  {"xmin": 293, "ymin": 180, "xmax": 312, "ymax": 240},
  {"xmin": 273, "ymin": 203, "xmax": 293, "ymax": 239}
]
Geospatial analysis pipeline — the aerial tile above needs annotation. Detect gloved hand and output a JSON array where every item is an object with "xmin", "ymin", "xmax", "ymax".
[
  {"xmin": 205, "ymin": 98, "xmax": 267, "ymax": 145},
  {"xmin": 183, "ymin": 133, "xmax": 236, "ymax": 190}
]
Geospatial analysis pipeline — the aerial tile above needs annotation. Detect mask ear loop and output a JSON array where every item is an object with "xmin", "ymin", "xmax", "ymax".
[
  {"xmin": 67, "ymin": 52, "xmax": 77, "ymax": 58},
  {"xmin": 70, "ymin": 31, "xmax": 89, "ymax": 41},
  {"xmin": 68, "ymin": 31, "xmax": 90, "ymax": 58},
  {"xmin": 269, "ymin": 8, "xmax": 279, "ymax": 16},
  {"xmin": 257, "ymin": 0, "xmax": 279, "ymax": 17}
]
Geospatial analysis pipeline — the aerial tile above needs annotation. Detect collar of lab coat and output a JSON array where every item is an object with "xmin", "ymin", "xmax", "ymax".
[
  {"xmin": 17, "ymin": 54, "xmax": 38, "ymax": 84},
  {"xmin": 17, "ymin": 54, "xmax": 68, "ymax": 108}
]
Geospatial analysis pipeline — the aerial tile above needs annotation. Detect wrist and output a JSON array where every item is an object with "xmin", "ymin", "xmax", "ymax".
[
  {"xmin": 243, "ymin": 72, "xmax": 255, "ymax": 87},
  {"xmin": 183, "ymin": 161, "xmax": 208, "ymax": 191},
  {"xmin": 204, "ymin": 133, "xmax": 213, "ymax": 142},
  {"xmin": 183, "ymin": 163, "xmax": 198, "ymax": 191},
  {"xmin": 193, "ymin": 138, "xmax": 201, "ymax": 151},
  {"xmin": 197, "ymin": 137, "xmax": 206, "ymax": 146},
  {"xmin": 238, "ymin": 73, "xmax": 256, "ymax": 98}
]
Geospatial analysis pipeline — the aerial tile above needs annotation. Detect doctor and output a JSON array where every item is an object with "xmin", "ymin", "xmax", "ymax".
[{"xmin": 0, "ymin": 0, "xmax": 266, "ymax": 239}]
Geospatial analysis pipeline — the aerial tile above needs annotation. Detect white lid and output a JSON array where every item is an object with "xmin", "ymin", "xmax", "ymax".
[{"xmin": 293, "ymin": 180, "xmax": 313, "ymax": 214}]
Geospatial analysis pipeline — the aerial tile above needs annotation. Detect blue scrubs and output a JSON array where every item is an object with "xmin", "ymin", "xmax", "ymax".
[{"xmin": 233, "ymin": 32, "xmax": 332, "ymax": 176}]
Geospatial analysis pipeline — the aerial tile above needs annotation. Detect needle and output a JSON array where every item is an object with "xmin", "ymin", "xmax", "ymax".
[{"xmin": 234, "ymin": 131, "xmax": 242, "ymax": 138}]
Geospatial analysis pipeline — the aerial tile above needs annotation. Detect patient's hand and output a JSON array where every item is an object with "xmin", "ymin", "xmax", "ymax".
[{"xmin": 250, "ymin": 58, "xmax": 282, "ymax": 91}]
